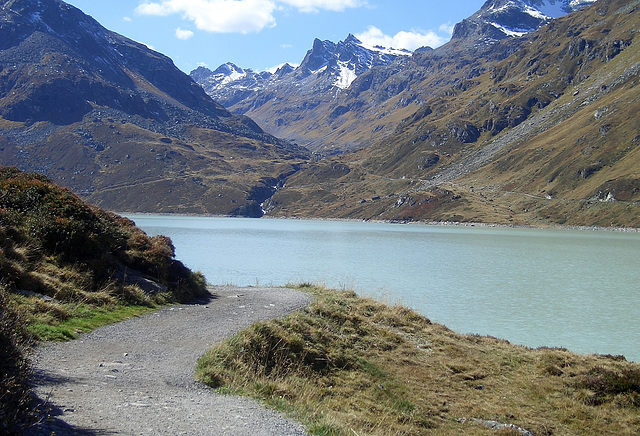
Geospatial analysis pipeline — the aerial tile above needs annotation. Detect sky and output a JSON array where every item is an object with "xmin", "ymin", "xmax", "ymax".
[{"xmin": 64, "ymin": 0, "xmax": 484, "ymax": 74}]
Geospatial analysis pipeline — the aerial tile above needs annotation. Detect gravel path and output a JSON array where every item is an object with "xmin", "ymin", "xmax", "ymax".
[{"xmin": 27, "ymin": 286, "xmax": 311, "ymax": 436}]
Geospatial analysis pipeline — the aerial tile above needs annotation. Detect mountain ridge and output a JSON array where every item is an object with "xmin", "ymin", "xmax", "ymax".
[
  {"xmin": 0, "ymin": 0, "xmax": 309, "ymax": 217},
  {"xmin": 452, "ymin": 0, "xmax": 598, "ymax": 42},
  {"xmin": 264, "ymin": 0, "xmax": 640, "ymax": 228},
  {"xmin": 192, "ymin": 0, "xmax": 597, "ymax": 155},
  {"xmin": 191, "ymin": 33, "xmax": 411, "ymax": 115}
]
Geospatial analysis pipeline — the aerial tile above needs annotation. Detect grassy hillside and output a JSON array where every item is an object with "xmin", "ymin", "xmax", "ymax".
[
  {"xmin": 198, "ymin": 285, "xmax": 640, "ymax": 436},
  {"xmin": 267, "ymin": 0, "xmax": 640, "ymax": 228},
  {"xmin": 0, "ymin": 115, "xmax": 309, "ymax": 217}
]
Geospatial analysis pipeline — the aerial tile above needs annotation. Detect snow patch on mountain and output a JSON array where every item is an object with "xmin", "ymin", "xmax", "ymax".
[
  {"xmin": 458, "ymin": 0, "xmax": 598, "ymax": 42},
  {"xmin": 192, "ymin": 34, "xmax": 411, "ymax": 98},
  {"xmin": 334, "ymin": 61, "xmax": 358, "ymax": 89},
  {"xmin": 489, "ymin": 22, "xmax": 529, "ymax": 37},
  {"xmin": 359, "ymin": 42, "xmax": 411, "ymax": 58}
]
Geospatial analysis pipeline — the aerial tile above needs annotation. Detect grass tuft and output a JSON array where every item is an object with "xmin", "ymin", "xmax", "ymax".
[
  {"xmin": 0, "ymin": 286, "xmax": 34, "ymax": 434},
  {"xmin": 197, "ymin": 285, "xmax": 640, "ymax": 435}
]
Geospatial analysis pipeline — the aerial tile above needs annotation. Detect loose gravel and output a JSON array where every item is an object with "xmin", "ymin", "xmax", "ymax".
[{"xmin": 27, "ymin": 286, "xmax": 311, "ymax": 436}]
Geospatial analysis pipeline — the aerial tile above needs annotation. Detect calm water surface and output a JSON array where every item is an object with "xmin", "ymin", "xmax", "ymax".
[{"xmin": 127, "ymin": 215, "xmax": 640, "ymax": 361}]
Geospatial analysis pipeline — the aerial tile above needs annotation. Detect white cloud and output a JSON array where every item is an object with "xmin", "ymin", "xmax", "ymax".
[
  {"xmin": 355, "ymin": 26, "xmax": 449, "ymax": 51},
  {"xmin": 278, "ymin": 0, "xmax": 367, "ymax": 13},
  {"xmin": 123, "ymin": 16, "xmax": 132, "ymax": 22},
  {"xmin": 136, "ymin": 0, "xmax": 278, "ymax": 34},
  {"xmin": 175, "ymin": 27, "xmax": 195, "ymax": 39},
  {"xmin": 136, "ymin": 0, "xmax": 367, "ymax": 33},
  {"xmin": 439, "ymin": 22, "xmax": 455, "ymax": 35}
]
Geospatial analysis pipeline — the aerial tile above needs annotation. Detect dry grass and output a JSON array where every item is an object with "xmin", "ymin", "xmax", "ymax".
[
  {"xmin": 0, "ymin": 286, "xmax": 33, "ymax": 434},
  {"xmin": 197, "ymin": 285, "xmax": 640, "ymax": 435}
]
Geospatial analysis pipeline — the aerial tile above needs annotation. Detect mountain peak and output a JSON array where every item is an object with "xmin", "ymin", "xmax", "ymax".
[
  {"xmin": 297, "ymin": 34, "xmax": 410, "ymax": 88},
  {"xmin": 192, "ymin": 32, "xmax": 411, "ymax": 104},
  {"xmin": 452, "ymin": 0, "xmax": 598, "ymax": 42},
  {"xmin": 0, "ymin": 0, "xmax": 238, "ymax": 124},
  {"xmin": 344, "ymin": 33, "xmax": 362, "ymax": 44}
]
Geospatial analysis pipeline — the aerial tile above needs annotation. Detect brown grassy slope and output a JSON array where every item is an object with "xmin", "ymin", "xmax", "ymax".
[
  {"xmin": 268, "ymin": 0, "xmax": 640, "ymax": 227},
  {"xmin": 197, "ymin": 285, "xmax": 640, "ymax": 436},
  {"xmin": 0, "ymin": 115, "xmax": 308, "ymax": 216},
  {"xmin": 0, "ymin": 287, "xmax": 32, "ymax": 435}
]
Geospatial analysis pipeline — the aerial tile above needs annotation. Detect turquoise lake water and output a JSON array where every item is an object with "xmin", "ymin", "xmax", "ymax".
[{"xmin": 127, "ymin": 215, "xmax": 640, "ymax": 361}]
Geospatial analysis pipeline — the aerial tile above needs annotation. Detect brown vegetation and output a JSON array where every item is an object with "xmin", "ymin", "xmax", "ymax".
[
  {"xmin": 0, "ymin": 286, "xmax": 32, "ymax": 435},
  {"xmin": 198, "ymin": 285, "xmax": 640, "ymax": 435}
]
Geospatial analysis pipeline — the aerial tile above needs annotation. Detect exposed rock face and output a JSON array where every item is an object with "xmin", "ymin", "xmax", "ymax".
[
  {"xmin": 192, "ymin": 34, "xmax": 409, "ymax": 99},
  {"xmin": 452, "ymin": 0, "xmax": 598, "ymax": 43}
]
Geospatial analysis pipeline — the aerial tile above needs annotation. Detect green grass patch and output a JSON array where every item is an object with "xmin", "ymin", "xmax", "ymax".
[
  {"xmin": 197, "ymin": 285, "xmax": 640, "ymax": 435},
  {"xmin": 25, "ymin": 301, "xmax": 160, "ymax": 341}
]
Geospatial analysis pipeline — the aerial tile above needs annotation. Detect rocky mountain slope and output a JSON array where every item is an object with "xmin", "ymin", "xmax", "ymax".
[
  {"xmin": 192, "ymin": 34, "xmax": 412, "ymax": 153},
  {"xmin": 266, "ymin": 0, "xmax": 640, "ymax": 228},
  {"xmin": 0, "ymin": 0, "xmax": 309, "ymax": 216},
  {"xmin": 453, "ymin": 0, "xmax": 598, "ymax": 41},
  {"xmin": 193, "ymin": 0, "xmax": 596, "ymax": 155},
  {"xmin": 192, "ymin": 34, "xmax": 409, "ymax": 100}
]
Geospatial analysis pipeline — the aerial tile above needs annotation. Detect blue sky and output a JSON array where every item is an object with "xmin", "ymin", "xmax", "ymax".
[{"xmin": 65, "ymin": 0, "xmax": 484, "ymax": 74}]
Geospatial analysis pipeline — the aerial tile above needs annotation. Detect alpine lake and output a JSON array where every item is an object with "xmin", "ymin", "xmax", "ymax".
[{"xmin": 127, "ymin": 214, "xmax": 640, "ymax": 362}]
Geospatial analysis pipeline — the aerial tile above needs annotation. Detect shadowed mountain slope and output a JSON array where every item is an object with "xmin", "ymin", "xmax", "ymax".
[{"xmin": 0, "ymin": 0, "xmax": 309, "ymax": 216}]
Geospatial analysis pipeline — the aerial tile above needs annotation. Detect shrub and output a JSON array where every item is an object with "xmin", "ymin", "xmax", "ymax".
[
  {"xmin": 0, "ymin": 167, "xmax": 208, "ymax": 304},
  {"xmin": 576, "ymin": 366, "xmax": 640, "ymax": 407},
  {"xmin": 0, "ymin": 286, "xmax": 33, "ymax": 434}
]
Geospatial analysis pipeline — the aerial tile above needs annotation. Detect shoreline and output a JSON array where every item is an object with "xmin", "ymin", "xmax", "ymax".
[
  {"xmin": 119, "ymin": 211, "xmax": 640, "ymax": 361},
  {"xmin": 119, "ymin": 211, "xmax": 640, "ymax": 233}
]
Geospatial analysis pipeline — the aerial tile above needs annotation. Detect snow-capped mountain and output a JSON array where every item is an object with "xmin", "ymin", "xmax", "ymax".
[
  {"xmin": 296, "ymin": 34, "xmax": 410, "ymax": 89},
  {"xmin": 191, "ymin": 62, "xmax": 294, "ymax": 107},
  {"xmin": 452, "ymin": 0, "xmax": 598, "ymax": 41},
  {"xmin": 191, "ymin": 0, "xmax": 600, "ymax": 154},
  {"xmin": 191, "ymin": 34, "xmax": 410, "ymax": 107}
]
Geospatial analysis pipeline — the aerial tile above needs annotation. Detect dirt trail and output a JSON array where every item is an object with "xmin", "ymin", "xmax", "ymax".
[{"xmin": 27, "ymin": 286, "xmax": 311, "ymax": 436}]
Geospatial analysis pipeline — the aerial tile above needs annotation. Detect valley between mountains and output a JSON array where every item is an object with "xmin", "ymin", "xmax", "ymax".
[
  {"xmin": 2, "ymin": 1, "xmax": 640, "ymax": 434},
  {"xmin": 1, "ymin": 0, "xmax": 639, "ymax": 228}
]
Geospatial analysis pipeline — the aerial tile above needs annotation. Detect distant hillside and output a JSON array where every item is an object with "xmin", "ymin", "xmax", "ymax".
[
  {"xmin": 266, "ymin": 0, "xmax": 640, "ymax": 228},
  {"xmin": 193, "ymin": 1, "xmax": 596, "ymax": 155},
  {"xmin": 0, "ymin": 0, "xmax": 309, "ymax": 216}
]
